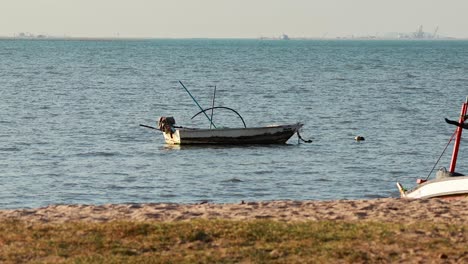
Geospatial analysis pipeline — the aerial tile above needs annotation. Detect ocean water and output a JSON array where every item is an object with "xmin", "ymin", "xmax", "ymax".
[{"xmin": 1, "ymin": 39, "xmax": 468, "ymax": 209}]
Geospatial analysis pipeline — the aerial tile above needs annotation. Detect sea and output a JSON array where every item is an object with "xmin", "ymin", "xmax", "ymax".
[{"xmin": 1, "ymin": 39, "xmax": 468, "ymax": 209}]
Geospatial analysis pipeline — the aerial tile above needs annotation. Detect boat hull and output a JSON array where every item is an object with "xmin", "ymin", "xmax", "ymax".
[
  {"xmin": 397, "ymin": 176, "xmax": 468, "ymax": 199},
  {"xmin": 163, "ymin": 123, "xmax": 303, "ymax": 145}
]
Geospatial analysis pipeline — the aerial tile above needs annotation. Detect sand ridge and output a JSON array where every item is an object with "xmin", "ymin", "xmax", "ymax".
[{"xmin": 0, "ymin": 198, "xmax": 466, "ymax": 223}]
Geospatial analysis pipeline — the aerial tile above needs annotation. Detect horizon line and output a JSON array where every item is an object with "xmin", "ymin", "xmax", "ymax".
[{"xmin": 0, "ymin": 36, "xmax": 466, "ymax": 41}]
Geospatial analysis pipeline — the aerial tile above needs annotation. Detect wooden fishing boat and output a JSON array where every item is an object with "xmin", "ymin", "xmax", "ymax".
[
  {"xmin": 141, "ymin": 81, "xmax": 310, "ymax": 145},
  {"xmin": 158, "ymin": 118, "xmax": 303, "ymax": 145},
  {"xmin": 397, "ymin": 97, "xmax": 468, "ymax": 199}
]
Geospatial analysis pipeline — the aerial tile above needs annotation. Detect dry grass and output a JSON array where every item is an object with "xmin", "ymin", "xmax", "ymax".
[{"xmin": 0, "ymin": 220, "xmax": 466, "ymax": 263}]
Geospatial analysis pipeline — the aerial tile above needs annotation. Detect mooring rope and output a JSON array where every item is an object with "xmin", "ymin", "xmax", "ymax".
[
  {"xmin": 425, "ymin": 129, "xmax": 457, "ymax": 180},
  {"xmin": 297, "ymin": 131, "xmax": 312, "ymax": 143}
]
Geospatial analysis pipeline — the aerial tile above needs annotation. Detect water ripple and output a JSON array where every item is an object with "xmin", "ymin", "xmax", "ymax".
[{"xmin": 1, "ymin": 39, "xmax": 468, "ymax": 209}]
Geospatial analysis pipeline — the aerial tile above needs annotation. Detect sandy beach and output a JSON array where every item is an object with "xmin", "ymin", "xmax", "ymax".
[{"xmin": 1, "ymin": 198, "xmax": 466, "ymax": 224}]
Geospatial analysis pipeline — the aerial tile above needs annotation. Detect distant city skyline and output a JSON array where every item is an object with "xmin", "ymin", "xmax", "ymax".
[{"xmin": 1, "ymin": 0, "xmax": 468, "ymax": 39}]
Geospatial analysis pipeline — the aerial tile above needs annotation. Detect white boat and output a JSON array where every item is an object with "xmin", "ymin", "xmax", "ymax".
[
  {"xmin": 397, "ymin": 173, "xmax": 468, "ymax": 199},
  {"xmin": 158, "ymin": 117, "xmax": 303, "ymax": 145},
  {"xmin": 397, "ymin": 97, "xmax": 468, "ymax": 199}
]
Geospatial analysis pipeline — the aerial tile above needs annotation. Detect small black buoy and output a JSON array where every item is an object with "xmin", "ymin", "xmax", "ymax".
[{"xmin": 354, "ymin": 136, "xmax": 365, "ymax": 141}]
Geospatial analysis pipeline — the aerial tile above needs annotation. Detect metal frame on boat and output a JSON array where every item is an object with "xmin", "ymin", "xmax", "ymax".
[{"xmin": 397, "ymin": 97, "xmax": 468, "ymax": 199}]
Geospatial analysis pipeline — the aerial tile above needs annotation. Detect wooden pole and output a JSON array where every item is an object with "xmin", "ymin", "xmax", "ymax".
[{"xmin": 449, "ymin": 97, "xmax": 468, "ymax": 173}]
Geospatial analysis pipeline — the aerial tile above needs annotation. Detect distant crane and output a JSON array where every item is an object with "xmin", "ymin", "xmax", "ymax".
[
  {"xmin": 432, "ymin": 26, "xmax": 439, "ymax": 39},
  {"xmin": 414, "ymin": 25, "xmax": 424, "ymax": 39}
]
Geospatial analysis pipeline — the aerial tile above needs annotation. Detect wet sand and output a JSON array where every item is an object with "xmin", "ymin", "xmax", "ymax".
[{"xmin": 1, "ymin": 198, "xmax": 466, "ymax": 223}]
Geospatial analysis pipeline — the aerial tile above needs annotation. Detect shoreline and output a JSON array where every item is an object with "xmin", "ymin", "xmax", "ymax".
[{"xmin": 1, "ymin": 198, "xmax": 466, "ymax": 224}]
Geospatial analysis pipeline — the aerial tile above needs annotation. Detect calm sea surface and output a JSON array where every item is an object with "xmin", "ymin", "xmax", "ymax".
[{"xmin": 1, "ymin": 39, "xmax": 468, "ymax": 209}]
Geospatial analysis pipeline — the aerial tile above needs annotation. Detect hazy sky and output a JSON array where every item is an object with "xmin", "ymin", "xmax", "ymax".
[{"xmin": 1, "ymin": 0, "xmax": 467, "ymax": 38}]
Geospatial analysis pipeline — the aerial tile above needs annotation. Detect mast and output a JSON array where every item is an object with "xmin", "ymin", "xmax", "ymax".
[{"xmin": 449, "ymin": 97, "xmax": 468, "ymax": 173}]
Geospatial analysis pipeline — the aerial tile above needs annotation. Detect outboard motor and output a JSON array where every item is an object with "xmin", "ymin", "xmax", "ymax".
[{"xmin": 158, "ymin": 117, "xmax": 176, "ymax": 134}]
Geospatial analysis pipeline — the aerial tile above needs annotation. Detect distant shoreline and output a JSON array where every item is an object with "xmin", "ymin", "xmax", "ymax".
[{"xmin": 0, "ymin": 36, "xmax": 466, "ymax": 41}]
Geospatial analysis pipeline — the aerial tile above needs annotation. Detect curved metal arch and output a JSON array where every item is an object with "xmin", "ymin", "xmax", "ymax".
[{"xmin": 191, "ymin": 106, "xmax": 247, "ymax": 128}]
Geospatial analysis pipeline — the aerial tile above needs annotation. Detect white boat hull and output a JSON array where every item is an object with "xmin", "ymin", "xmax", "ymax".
[
  {"xmin": 163, "ymin": 123, "xmax": 303, "ymax": 145},
  {"xmin": 397, "ymin": 176, "xmax": 468, "ymax": 199}
]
